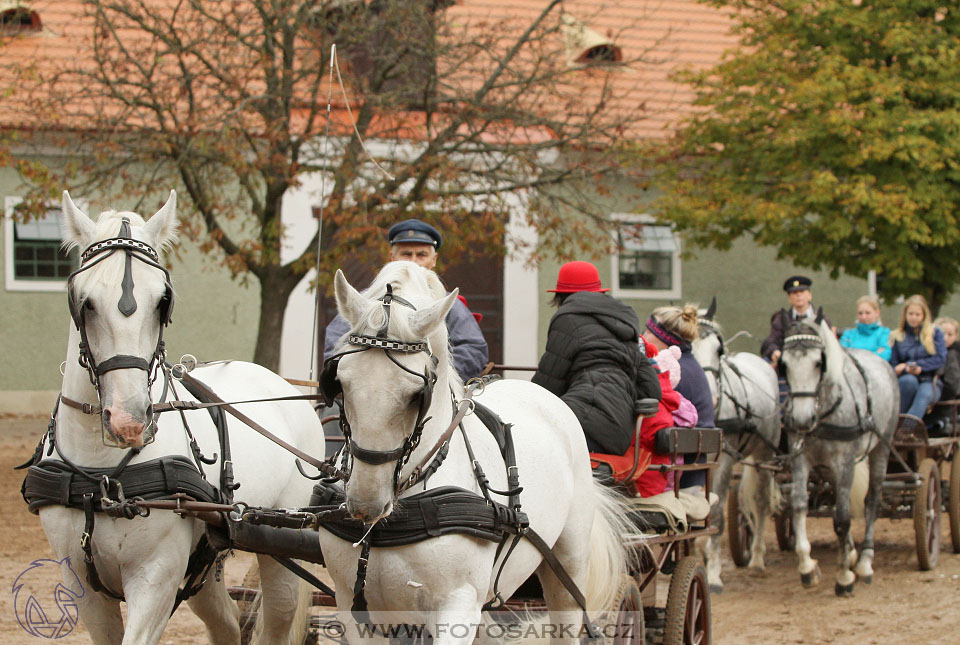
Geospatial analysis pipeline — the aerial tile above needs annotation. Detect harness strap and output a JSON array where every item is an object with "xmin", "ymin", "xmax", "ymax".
[
  {"xmin": 81, "ymin": 492, "xmax": 124, "ymax": 601},
  {"xmin": 175, "ymin": 372, "xmax": 342, "ymax": 480},
  {"xmin": 523, "ymin": 528, "xmax": 599, "ymax": 639}
]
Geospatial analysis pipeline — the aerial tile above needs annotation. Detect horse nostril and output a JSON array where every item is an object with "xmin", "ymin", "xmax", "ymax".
[{"xmin": 102, "ymin": 409, "xmax": 112, "ymax": 426}]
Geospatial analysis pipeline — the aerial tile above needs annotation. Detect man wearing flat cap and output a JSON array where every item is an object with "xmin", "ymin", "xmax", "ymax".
[
  {"xmin": 323, "ymin": 218, "xmax": 489, "ymax": 379},
  {"xmin": 761, "ymin": 275, "xmax": 832, "ymax": 366}
]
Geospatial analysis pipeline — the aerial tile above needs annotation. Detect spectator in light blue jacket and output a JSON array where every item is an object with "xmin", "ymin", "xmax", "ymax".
[
  {"xmin": 839, "ymin": 295, "xmax": 891, "ymax": 361},
  {"xmin": 890, "ymin": 294, "xmax": 947, "ymax": 418}
]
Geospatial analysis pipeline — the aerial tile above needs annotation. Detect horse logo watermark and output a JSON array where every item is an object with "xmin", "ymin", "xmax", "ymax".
[{"xmin": 12, "ymin": 557, "xmax": 85, "ymax": 639}]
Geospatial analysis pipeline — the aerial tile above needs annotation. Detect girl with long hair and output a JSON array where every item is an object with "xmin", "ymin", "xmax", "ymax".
[{"xmin": 889, "ymin": 294, "xmax": 947, "ymax": 418}]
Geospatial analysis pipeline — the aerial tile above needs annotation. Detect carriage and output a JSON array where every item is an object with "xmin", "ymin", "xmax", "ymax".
[
  {"xmin": 224, "ymin": 418, "xmax": 722, "ymax": 645},
  {"xmin": 748, "ymin": 404, "xmax": 960, "ymax": 572},
  {"xmin": 21, "ymin": 192, "xmax": 723, "ymax": 645}
]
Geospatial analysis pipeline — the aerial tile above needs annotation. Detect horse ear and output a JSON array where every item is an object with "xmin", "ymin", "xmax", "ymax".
[
  {"xmin": 815, "ymin": 306, "xmax": 824, "ymax": 325},
  {"xmin": 704, "ymin": 296, "xmax": 717, "ymax": 321},
  {"xmin": 60, "ymin": 191, "xmax": 96, "ymax": 250},
  {"xmin": 409, "ymin": 289, "xmax": 459, "ymax": 340},
  {"xmin": 334, "ymin": 269, "xmax": 367, "ymax": 327},
  {"xmin": 143, "ymin": 190, "xmax": 179, "ymax": 250}
]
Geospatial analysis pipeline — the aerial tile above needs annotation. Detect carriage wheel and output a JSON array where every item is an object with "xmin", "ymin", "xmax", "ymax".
[
  {"xmin": 948, "ymin": 457, "xmax": 960, "ymax": 553},
  {"xmin": 610, "ymin": 576, "xmax": 644, "ymax": 645},
  {"xmin": 775, "ymin": 511, "xmax": 795, "ymax": 552},
  {"xmin": 913, "ymin": 458, "xmax": 942, "ymax": 571},
  {"xmin": 726, "ymin": 484, "xmax": 752, "ymax": 567},
  {"xmin": 664, "ymin": 557, "xmax": 711, "ymax": 645}
]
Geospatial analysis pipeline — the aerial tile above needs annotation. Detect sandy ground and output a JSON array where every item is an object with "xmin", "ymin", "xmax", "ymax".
[{"xmin": 2, "ymin": 414, "xmax": 959, "ymax": 644}]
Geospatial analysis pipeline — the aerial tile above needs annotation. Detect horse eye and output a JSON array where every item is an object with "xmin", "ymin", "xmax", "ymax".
[{"xmin": 83, "ymin": 300, "xmax": 95, "ymax": 312}]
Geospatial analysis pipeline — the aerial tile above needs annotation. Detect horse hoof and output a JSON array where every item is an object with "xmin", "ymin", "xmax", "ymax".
[
  {"xmin": 859, "ymin": 574, "xmax": 873, "ymax": 585},
  {"xmin": 800, "ymin": 565, "xmax": 821, "ymax": 588},
  {"xmin": 709, "ymin": 584, "xmax": 724, "ymax": 595},
  {"xmin": 835, "ymin": 581, "xmax": 855, "ymax": 597}
]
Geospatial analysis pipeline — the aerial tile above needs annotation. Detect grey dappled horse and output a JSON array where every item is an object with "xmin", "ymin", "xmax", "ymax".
[
  {"xmin": 692, "ymin": 299, "xmax": 781, "ymax": 593},
  {"xmin": 779, "ymin": 312, "xmax": 898, "ymax": 596}
]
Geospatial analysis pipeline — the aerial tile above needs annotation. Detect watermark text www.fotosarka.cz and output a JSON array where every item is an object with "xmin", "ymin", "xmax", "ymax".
[
  {"xmin": 11, "ymin": 557, "xmax": 85, "ymax": 639},
  {"xmin": 316, "ymin": 612, "xmax": 641, "ymax": 641}
]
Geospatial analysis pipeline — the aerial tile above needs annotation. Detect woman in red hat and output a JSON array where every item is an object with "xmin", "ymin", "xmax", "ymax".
[{"xmin": 532, "ymin": 261, "xmax": 661, "ymax": 456}]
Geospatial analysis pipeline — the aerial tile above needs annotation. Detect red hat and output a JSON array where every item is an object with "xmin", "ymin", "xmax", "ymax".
[{"xmin": 548, "ymin": 261, "xmax": 609, "ymax": 293}]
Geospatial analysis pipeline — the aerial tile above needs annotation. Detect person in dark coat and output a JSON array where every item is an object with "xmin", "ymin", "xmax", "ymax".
[
  {"xmin": 532, "ymin": 261, "xmax": 661, "ymax": 456},
  {"xmin": 761, "ymin": 275, "xmax": 833, "ymax": 366}
]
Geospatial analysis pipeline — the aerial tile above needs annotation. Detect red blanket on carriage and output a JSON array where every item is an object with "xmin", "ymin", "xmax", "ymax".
[{"xmin": 590, "ymin": 370, "xmax": 685, "ymax": 497}]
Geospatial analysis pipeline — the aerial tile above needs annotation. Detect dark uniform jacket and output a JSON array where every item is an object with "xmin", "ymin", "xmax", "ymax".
[
  {"xmin": 761, "ymin": 308, "xmax": 832, "ymax": 361},
  {"xmin": 532, "ymin": 291, "xmax": 662, "ymax": 455}
]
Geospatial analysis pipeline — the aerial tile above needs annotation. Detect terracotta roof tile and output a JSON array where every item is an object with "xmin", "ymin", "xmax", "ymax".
[{"xmin": 2, "ymin": 1, "xmax": 737, "ymax": 141}]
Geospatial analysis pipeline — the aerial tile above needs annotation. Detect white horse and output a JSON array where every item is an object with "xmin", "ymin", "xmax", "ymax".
[
  {"xmin": 691, "ymin": 302, "xmax": 781, "ymax": 593},
  {"xmin": 317, "ymin": 261, "xmax": 634, "ymax": 644},
  {"xmin": 780, "ymin": 313, "xmax": 898, "ymax": 595},
  {"xmin": 29, "ymin": 191, "xmax": 324, "ymax": 644}
]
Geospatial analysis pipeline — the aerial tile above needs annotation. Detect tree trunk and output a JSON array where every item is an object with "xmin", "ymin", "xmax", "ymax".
[{"xmin": 252, "ymin": 270, "xmax": 300, "ymax": 372}]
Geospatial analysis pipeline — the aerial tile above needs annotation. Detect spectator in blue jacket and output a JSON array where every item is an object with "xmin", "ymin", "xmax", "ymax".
[
  {"xmin": 890, "ymin": 294, "xmax": 947, "ymax": 418},
  {"xmin": 839, "ymin": 295, "xmax": 891, "ymax": 361},
  {"xmin": 323, "ymin": 219, "xmax": 489, "ymax": 380}
]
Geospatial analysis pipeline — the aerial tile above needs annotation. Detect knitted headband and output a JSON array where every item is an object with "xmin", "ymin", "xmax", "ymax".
[{"xmin": 646, "ymin": 316, "xmax": 686, "ymax": 347}]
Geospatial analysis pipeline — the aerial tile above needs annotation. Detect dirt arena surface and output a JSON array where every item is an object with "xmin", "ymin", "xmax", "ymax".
[{"xmin": 2, "ymin": 415, "xmax": 959, "ymax": 644}]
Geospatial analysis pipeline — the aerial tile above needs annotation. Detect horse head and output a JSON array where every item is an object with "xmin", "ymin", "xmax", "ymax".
[
  {"xmin": 61, "ymin": 191, "xmax": 178, "ymax": 448},
  {"xmin": 692, "ymin": 297, "xmax": 723, "ymax": 400},
  {"xmin": 781, "ymin": 311, "xmax": 843, "ymax": 431},
  {"xmin": 331, "ymin": 261, "xmax": 458, "ymax": 523}
]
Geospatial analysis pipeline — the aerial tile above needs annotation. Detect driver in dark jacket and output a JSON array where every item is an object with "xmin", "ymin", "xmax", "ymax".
[{"xmin": 532, "ymin": 261, "xmax": 661, "ymax": 455}]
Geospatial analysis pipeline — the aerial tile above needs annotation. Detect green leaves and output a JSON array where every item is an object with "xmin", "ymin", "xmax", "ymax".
[{"xmin": 649, "ymin": 0, "xmax": 960, "ymax": 310}]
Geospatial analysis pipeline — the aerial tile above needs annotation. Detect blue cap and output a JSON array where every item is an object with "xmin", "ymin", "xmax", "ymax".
[{"xmin": 387, "ymin": 219, "xmax": 442, "ymax": 249}]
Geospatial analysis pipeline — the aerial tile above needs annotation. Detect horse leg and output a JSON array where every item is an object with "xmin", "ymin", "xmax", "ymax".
[
  {"xmin": 121, "ymin": 573, "xmax": 185, "ymax": 645},
  {"xmin": 428, "ymin": 588, "xmax": 485, "ymax": 645},
  {"xmin": 250, "ymin": 554, "xmax": 310, "ymax": 645},
  {"xmin": 855, "ymin": 446, "xmax": 889, "ymax": 584},
  {"xmin": 790, "ymin": 454, "xmax": 820, "ymax": 587},
  {"xmin": 186, "ymin": 576, "xmax": 240, "ymax": 645},
  {"xmin": 75, "ymin": 588, "xmax": 124, "ymax": 644},
  {"xmin": 831, "ymin": 458, "xmax": 857, "ymax": 597},
  {"xmin": 705, "ymin": 452, "xmax": 735, "ymax": 592},
  {"xmin": 748, "ymin": 462, "xmax": 778, "ymax": 573}
]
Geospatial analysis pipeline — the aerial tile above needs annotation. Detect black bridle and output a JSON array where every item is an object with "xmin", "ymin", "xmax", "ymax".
[
  {"xmin": 780, "ymin": 331, "xmax": 841, "ymax": 433},
  {"xmin": 64, "ymin": 218, "xmax": 174, "ymax": 446},
  {"xmin": 321, "ymin": 286, "xmax": 439, "ymax": 493}
]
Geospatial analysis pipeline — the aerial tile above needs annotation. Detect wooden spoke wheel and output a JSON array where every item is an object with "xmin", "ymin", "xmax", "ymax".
[
  {"xmin": 610, "ymin": 576, "xmax": 644, "ymax": 645},
  {"xmin": 948, "ymin": 456, "xmax": 960, "ymax": 553},
  {"xmin": 775, "ymin": 510, "xmax": 795, "ymax": 552},
  {"xmin": 726, "ymin": 483, "xmax": 752, "ymax": 567},
  {"xmin": 914, "ymin": 458, "xmax": 942, "ymax": 571},
  {"xmin": 664, "ymin": 557, "xmax": 711, "ymax": 645}
]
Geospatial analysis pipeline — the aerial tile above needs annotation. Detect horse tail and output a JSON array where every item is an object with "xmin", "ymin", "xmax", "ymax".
[{"xmin": 583, "ymin": 480, "xmax": 636, "ymax": 613}]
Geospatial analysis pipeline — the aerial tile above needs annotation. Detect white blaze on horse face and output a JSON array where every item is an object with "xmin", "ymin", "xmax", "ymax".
[{"xmin": 783, "ymin": 347, "xmax": 823, "ymax": 430}]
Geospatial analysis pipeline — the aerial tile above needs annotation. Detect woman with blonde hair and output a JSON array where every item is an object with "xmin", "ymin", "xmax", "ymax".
[
  {"xmin": 889, "ymin": 294, "xmax": 947, "ymax": 418},
  {"xmin": 839, "ymin": 295, "xmax": 891, "ymax": 361},
  {"xmin": 643, "ymin": 304, "xmax": 714, "ymax": 488}
]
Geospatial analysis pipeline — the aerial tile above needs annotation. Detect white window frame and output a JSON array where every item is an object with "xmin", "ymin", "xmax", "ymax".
[
  {"xmin": 609, "ymin": 213, "xmax": 682, "ymax": 300},
  {"xmin": 4, "ymin": 196, "xmax": 84, "ymax": 292}
]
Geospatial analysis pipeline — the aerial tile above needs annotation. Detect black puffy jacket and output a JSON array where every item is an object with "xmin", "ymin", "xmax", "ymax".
[{"xmin": 532, "ymin": 291, "xmax": 662, "ymax": 455}]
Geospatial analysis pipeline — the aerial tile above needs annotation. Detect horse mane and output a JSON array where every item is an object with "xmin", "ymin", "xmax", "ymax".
[{"xmin": 355, "ymin": 261, "xmax": 455, "ymax": 382}]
